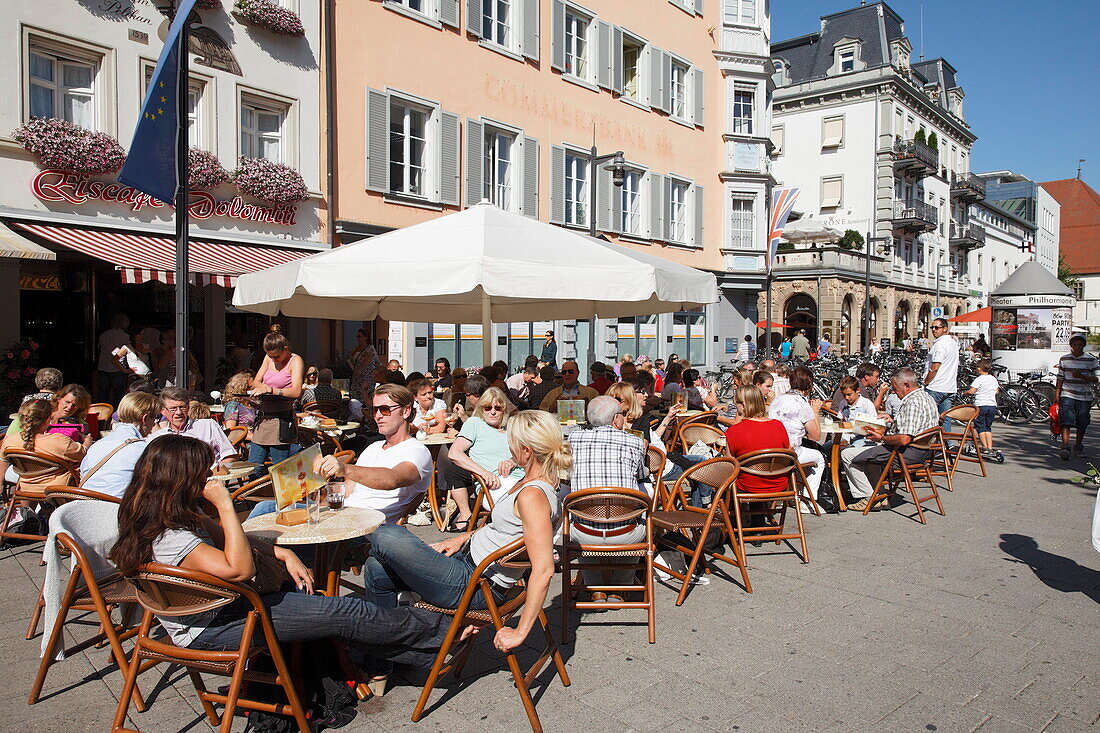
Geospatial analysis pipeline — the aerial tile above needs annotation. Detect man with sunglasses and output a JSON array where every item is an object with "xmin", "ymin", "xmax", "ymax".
[
  {"xmin": 317, "ymin": 384, "xmax": 433, "ymax": 523},
  {"xmin": 150, "ymin": 386, "xmax": 237, "ymax": 466},
  {"xmin": 538, "ymin": 360, "xmax": 599, "ymax": 412},
  {"xmin": 923, "ymin": 318, "xmax": 960, "ymax": 434}
]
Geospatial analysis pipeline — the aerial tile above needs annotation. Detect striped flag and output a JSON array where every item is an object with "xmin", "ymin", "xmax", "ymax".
[{"xmin": 768, "ymin": 186, "xmax": 800, "ymax": 272}]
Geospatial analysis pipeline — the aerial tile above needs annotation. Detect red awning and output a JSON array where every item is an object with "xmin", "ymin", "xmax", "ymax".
[
  {"xmin": 12, "ymin": 222, "xmax": 312, "ymax": 288},
  {"xmin": 949, "ymin": 306, "xmax": 992, "ymax": 323},
  {"xmin": 755, "ymin": 320, "xmax": 790, "ymax": 329}
]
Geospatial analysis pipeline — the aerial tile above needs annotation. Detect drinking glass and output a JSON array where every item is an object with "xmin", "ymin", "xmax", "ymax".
[{"xmin": 326, "ymin": 481, "xmax": 346, "ymax": 511}]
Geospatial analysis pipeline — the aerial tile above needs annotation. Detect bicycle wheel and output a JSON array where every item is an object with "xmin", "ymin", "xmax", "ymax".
[
  {"xmin": 1028, "ymin": 390, "xmax": 1051, "ymax": 423},
  {"xmin": 1029, "ymin": 381, "xmax": 1056, "ymax": 406},
  {"xmin": 997, "ymin": 384, "xmax": 1033, "ymax": 425}
]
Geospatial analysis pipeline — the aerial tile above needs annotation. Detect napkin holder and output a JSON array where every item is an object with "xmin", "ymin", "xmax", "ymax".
[{"xmin": 276, "ymin": 508, "xmax": 310, "ymax": 526}]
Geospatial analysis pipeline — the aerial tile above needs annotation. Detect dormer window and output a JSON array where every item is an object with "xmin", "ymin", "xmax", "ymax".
[
  {"xmin": 771, "ymin": 59, "xmax": 787, "ymax": 86},
  {"xmin": 839, "ymin": 50, "xmax": 855, "ymax": 73},
  {"xmin": 829, "ymin": 39, "xmax": 864, "ymax": 76}
]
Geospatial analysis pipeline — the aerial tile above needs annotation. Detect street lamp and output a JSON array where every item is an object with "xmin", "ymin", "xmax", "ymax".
[
  {"xmin": 582, "ymin": 148, "xmax": 625, "ymax": 366},
  {"xmin": 935, "ymin": 262, "xmax": 956, "ymax": 310},
  {"xmin": 860, "ymin": 235, "xmax": 891, "ymax": 353}
]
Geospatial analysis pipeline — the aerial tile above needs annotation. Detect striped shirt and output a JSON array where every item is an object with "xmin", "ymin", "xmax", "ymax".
[{"xmin": 1057, "ymin": 352, "xmax": 1100, "ymax": 402}]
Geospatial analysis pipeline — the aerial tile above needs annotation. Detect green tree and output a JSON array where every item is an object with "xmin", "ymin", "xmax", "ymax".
[
  {"xmin": 914, "ymin": 128, "xmax": 927, "ymax": 144},
  {"xmin": 838, "ymin": 229, "xmax": 865, "ymax": 251},
  {"xmin": 1058, "ymin": 253, "xmax": 1080, "ymax": 290},
  {"xmin": 927, "ymin": 131, "xmax": 939, "ymax": 150}
]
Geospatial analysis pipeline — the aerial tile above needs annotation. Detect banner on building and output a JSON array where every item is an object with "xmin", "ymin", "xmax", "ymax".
[{"xmin": 768, "ymin": 187, "xmax": 800, "ymax": 272}]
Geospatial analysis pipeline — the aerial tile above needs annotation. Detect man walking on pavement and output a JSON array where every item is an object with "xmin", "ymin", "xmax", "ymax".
[
  {"xmin": 923, "ymin": 318, "xmax": 959, "ymax": 436},
  {"xmin": 1054, "ymin": 334, "xmax": 1099, "ymax": 460},
  {"xmin": 791, "ymin": 330, "xmax": 810, "ymax": 360}
]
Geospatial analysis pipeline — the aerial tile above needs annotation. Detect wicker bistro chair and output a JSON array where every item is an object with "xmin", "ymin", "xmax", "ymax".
[
  {"xmin": 729, "ymin": 450, "xmax": 811, "ymax": 568},
  {"xmin": 862, "ymin": 427, "xmax": 948, "ymax": 524},
  {"xmin": 87, "ymin": 403, "xmax": 115, "ymax": 423},
  {"xmin": 0, "ymin": 448, "xmax": 81, "ymax": 544},
  {"xmin": 30, "ymin": 530, "xmax": 145, "ymax": 708},
  {"xmin": 111, "ymin": 563, "xmax": 311, "ymax": 733},
  {"xmin": 650, "ymin": 457, "xmax": 751, "ymax": 603},
  {"xmin": 301, "ymin": 400, "xmax": 343, "ymax": 420},
  {"xmin": 678, "ymin": 424, "xmax": 728, "ymax": 457},
  {"xmin": 559, "ymin": 487, "xmax": 656, "ymax": 644},
  {"xmin": 223, "ymin": 426, "xmax": 249, "ymax": 460},
  {"xmin": 669, "ymin": 411, "xmax": 719, "ymax": 453},
  {"xmin": 940, "ymin": 404, "xmax": 986, "ymax": 479},
  {"xmin": 646, "ymin": 445, "xmax": 669, "ymax": 509},
  {"xmin": 411, "ymin": 538, "xmax": 571, "ymax": 733},
  {"xmin": 296, "ymin": 425, "xmax": 343, "ymax": 456}
]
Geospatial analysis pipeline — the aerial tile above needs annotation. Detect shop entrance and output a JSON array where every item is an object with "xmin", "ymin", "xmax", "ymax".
[{"xmin": 784, "ymin": 294, "xmax": 817, "ymax": 343}]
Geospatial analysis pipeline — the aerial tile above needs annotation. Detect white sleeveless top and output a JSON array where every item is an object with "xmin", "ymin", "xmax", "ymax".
[{"xmin": 468, "ymin": 478, "xmax": 561, "ymax": 588}]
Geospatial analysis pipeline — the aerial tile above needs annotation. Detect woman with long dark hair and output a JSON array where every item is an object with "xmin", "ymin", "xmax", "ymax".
[{"xmin": 110, "ymin": 435, "xmax": 466, "ymax": 702}]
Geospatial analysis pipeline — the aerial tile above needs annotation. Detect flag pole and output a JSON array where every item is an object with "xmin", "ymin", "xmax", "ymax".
[{"xmin": 175, "ymin": 16, "xmax": 190, "ymax": 390}]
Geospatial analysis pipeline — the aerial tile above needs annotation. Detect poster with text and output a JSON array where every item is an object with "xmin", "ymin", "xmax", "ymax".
[
  {"xmin": 1015, "ymin": 309, "xmax": 1052, "ymax": 350},
  {"xmin": 1051, "ymin": 307, "xmax": 1073, "ymax": 352},
  {"xmin": 992, "ymin": 309, "xmax": 1017, "ymax": 352}
]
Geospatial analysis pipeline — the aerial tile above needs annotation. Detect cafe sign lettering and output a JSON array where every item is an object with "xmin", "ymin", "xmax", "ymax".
[{"xmin": 32, "ymin": 169, "xmax": 299, "ymax": 226}]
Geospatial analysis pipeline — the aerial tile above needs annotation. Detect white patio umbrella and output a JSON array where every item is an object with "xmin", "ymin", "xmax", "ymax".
[
  {"xmin": 233, "ymin": 201, "xmax": 718, "ymax": 364},
  {"xmin": 780, "ymin": 218, "xmax": 844, "ymax": 244}
]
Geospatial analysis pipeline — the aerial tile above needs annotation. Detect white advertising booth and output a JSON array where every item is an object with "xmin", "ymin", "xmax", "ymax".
[{"xmin": 990, "ymin": 262, "xmax": 1075, "ymax": 377}]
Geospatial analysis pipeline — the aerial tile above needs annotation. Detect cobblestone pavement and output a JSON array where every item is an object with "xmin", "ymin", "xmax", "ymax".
[{"xmin": 3, "ymin": 423, "xmax": 1098, "ymax": 732}]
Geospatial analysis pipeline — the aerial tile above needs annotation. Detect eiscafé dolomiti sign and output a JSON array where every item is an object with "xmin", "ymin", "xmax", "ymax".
[{"xmin": 31, "ymin": 169, "xmax": 299, "ymax": 227}]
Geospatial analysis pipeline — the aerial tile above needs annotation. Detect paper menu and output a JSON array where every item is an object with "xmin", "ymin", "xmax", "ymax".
[{"xmin": 270, "ymin": 444, "xmax": 326, "ymax": 510}]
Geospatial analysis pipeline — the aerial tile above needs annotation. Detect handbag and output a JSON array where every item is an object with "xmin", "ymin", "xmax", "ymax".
[
  {"xmin": 1049, "ymin": 402, "xmax": 1061, "ymax": 435},
  {"xmin": 686, "ymin": 439, "xmax": 715, "ymax": 459},
  {"xmin": 249, "ymin": 546, "xmax": 292, "ymax": 595}
]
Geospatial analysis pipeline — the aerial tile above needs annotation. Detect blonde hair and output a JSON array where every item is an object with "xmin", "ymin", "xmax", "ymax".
[
  {"xmin": 735, "ymin": 385, "xmax": 767, "ymax": 419},
  {"xmin": 18, "ymin": 399, "xmax": 53, "ymax": 450},
  {"xmin": 606, "ymin": 381, "xmax": 643, "ymax": 421},
  {"xmin": 188, "ymin": 401, "xmax": 211, "ymax": 420},
  {"xmin": 116, "ymin": 392, "xmax": 161, "ymax": 424},
  {"xmin": 507, "ymin": 410, "xmax": 572, "ymax": 488},
  {"xmin": 225, "ymin": 372, "xmax": 253, "ymax": 397},
  {"xmin": 472, "ymin": 387, "xmax": 510, "ymax": 425}
]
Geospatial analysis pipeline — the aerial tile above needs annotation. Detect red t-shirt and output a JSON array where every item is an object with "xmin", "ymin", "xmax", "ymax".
[{"xmin": 724, "ymin": 419, "xmax": 791, "ymax": 493}]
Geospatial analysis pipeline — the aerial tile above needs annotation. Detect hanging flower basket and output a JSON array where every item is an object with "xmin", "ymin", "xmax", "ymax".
[
  {"xmin": 189, "ymin": 147, "xmax": 230, "ymax": 189},
  {"xmin": 195, "ymin": 0, "xmax": 222, "ymax": 8},
  {"xmin": 234, "ymin": 0, "xmax": 305, "ymax": 37},
  {"xmin": 232, "ymin": 157, "xmax": 309, "ymax": 204},
  {"xmin": 13, "ymin": 118, "xmax": 126, "ymax": 176}
]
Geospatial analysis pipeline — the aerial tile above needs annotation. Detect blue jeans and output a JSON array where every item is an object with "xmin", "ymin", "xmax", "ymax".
[
  {"xmin": 248, "ymin": 442, "xmax": 299, "ymax": 476},
  {"xmin": 362, "ymin": 523, "xmax": 500, "ymax": 611},
  {"xmin": 188, "ymin": 589, "xmax": 451, "ymax": 669},
  {"xmin": 663, "ymin": 454, "xmax": 710, "ymax": 507},
  {"xmin": 926, "ymin": 389, "xmax": 955, "ymax": 435}
]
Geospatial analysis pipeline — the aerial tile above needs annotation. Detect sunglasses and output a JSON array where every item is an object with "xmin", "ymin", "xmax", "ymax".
[
  {"xmin": 561, "ymin": 369, "xmax": 578, "ymax": 374},
  {"xmin": 485, "ymin": 405, "xmax": 505, "ymax": 413},
  {"xmin": 371, "ymin": 403, "xmax": 402, "ymax": 415}
]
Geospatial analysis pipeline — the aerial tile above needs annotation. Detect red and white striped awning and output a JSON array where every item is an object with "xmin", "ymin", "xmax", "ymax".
[{"xmin": 11, "ymin": 222, "xmax": 313, "ymax": 287}]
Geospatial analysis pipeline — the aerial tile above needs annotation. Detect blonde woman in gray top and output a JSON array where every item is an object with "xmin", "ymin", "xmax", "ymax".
[{"xmin": 361, "ymin": 410, "xmax": 568, "ymax": 655}]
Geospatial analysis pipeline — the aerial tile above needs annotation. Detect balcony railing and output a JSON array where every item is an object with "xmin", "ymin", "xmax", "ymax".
[
  {"xmin": 892, "ymin": 138, "xmax": 939, "ymax": 176},
  {"xmin": 950, "ymin": 221, "xmax": 987, "ymax": 250},
  {"xmin": 770, "ymin": 246, "xmax": 886, "ymax": 278},
  {"xmin": 950, "ymin": 172, "xmax": 986, "ymax": 201},
  {"xmin": 892, "ymin": 199, "xmax": 938, "ymax": 232}
]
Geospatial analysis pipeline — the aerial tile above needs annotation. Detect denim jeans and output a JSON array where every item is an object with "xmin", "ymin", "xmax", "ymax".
[
  {"xmin": 188, "ymin": 589, "xmax": 451, "ymax": 669},
  {"xmin": 248, "ymin": 443, "xmax": 299, "ymax": 476},
  {"xmin": 926, "ymin": 389, "xmax": 955, "ymax": 435},
  {"xmin": 362, "ymin": 523, "xmax": 500, "ymax": 610},
  {"xmin": 663, "ymin": 454, "xmax": 709, "ymax": 507}
]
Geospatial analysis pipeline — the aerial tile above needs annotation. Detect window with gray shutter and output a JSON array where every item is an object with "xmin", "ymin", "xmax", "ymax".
[
  {"xmin": 663, "ymin": 175, "xmax": 674, "ymax": 238},
  {"xmin": 466, "ymin": 0, "xmax": 482, "ymax": 37},
  {"xmin": 695, "ymin": 0, "xmax": 704, "ymax": 15},
  {"xmin": 694, "ymin": 184, "xmax": 704, "ymax": 247},
  {"xmin": 551, "ymin": 0, "xmax": 566, "ymax": 71},
  {"xmin": 597, "ymin": 21, "xmax": 612, "ymax": 90},
  {"xmin": 596, "ymin": 164, "xmax": 612, "ymax": 231},
  {"xmin": 693, "ymin": 67, "xmax": 705, "ymax": 126},
  {"xmin": 550, "ymin": 144, "xmax": 565, "ymax": 223},
  {"xmin": 649, "ymin": 172, "xmax": 664, "ymax": 240},
  {"xmin": 660, "ymin": 52, "xmax": 673, "ymax": 114},
  {"xmin": 365, "ymin": 88, "xmax": 389, "ymax": 193},
  {"xmin": 521, "ymin": 0, "xmax": 540, "ymax": 61},
  {"xmin": 440, "ymin": 111, "xmax": 460, "ymax": 205},
  {"xmin": 464, "ymin": 119, "xmax": 484, "ymax": 207},
  {"xmin": 440, "ymin": 0, "xmax": 459, "ymax": 28},
  {"xmin": 648, "ymin": 47, "xmax": 664, "ymax": 114},
  {"xmin": 522, "ymin": 135, "xmax": 538, "ymax": 217},
  {"xmin": 611, "ymin": 27, "xmax": 624, "ymax": 94}
]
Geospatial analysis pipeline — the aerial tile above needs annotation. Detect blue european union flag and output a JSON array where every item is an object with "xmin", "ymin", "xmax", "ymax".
[{"xmin": 117, "ymin": 0, "xmax": 198, "ymax": 205}]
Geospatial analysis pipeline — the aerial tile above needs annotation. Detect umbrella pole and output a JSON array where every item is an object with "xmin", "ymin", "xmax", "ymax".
[
  {"xmin": 765, "ymin": 271, "xmax": 772, "ymax": 358},
  {"xmin": 481, "ymin": 290, "xmax": 492, "ymax": 367}
]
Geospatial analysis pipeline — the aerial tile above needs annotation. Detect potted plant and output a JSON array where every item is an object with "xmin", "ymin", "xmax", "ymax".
[
  {"xmin": 232, "ymin": 157, "xmax": 309, "ymax": 204},
  {"xmin": 13, "ymin": 118, "xmax": 126, "ymax": 175},
  {"xmin": 838, "ymin": 230, "xmax": 865, "ymax": 251},
  {"xmin": 188, "ymin": 147, "xmax": 230, "ymax": 189},
  {"xmin": 914, "ymin": 128, "xmax": 927, "ymax": 145},
  {"xmin": 234, "ymin": 0, "xmax": 305, "ymax": 37},
  {"xmin": 927, "ymin": 131, "xmax": 939, "ymax": 150}
]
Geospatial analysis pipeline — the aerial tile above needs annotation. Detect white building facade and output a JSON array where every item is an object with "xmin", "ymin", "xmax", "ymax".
[
  {"xmin": 0, "ymin": 0, "xmax": 326, "ymax": 388},
  {"xmin": 768, "ymin": 1, "xmax": 980, "ymax": 351}
]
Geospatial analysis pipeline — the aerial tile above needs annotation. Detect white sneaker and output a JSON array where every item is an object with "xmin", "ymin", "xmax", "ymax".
[{"xmin": 405, "ymin": 510, "xmax": 432, "ymax": 526}]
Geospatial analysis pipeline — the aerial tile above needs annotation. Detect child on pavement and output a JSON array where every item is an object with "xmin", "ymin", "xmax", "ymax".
[
  {"xmin": 1054, "ymin": 334, "xmax": 1100, "ymax": 460},
  {"xmin": 963, "ymin": 359, "xmax": 1000, "ymax": 459}
]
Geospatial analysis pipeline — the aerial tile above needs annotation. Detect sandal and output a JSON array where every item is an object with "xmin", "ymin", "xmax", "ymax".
[{"xmin": 445, "ymin": 519, "xmax": 469, "ymax": 533}]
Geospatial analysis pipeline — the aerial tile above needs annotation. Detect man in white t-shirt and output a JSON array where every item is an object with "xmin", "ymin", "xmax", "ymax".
[
  {"xmin": 97, "ymin": 313, "xmax": 132, "ymax": 406},
  {"xmin": 318, "ymin": 383, "xmax": 432, "ymax": 523},
  {"xmin": 923, "ymin": 318, "xmax": 960, "ymax": 434}
]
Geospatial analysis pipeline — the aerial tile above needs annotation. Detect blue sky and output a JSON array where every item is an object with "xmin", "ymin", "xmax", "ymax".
[{"xmin": 771, "ymin": 0, "xmax": 1100, "ymax": 185}]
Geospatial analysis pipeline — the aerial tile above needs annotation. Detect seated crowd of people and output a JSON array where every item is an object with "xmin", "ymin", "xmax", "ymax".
[{"xmin": 1, "ymin": 333, "xmax": 953, "ymax": 729}]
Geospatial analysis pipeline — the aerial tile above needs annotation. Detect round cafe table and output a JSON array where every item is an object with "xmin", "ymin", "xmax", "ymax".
[
  {"xmin": 242, "ymin": 505, "xmax": 385, "ymax": 597},
  {"xmin": 818, "ymin": 422, "xmax": 858, "ymax": 512},
  {"xmin": 418, "ymin": 433, "xmax": 455, "ymax": 529}
]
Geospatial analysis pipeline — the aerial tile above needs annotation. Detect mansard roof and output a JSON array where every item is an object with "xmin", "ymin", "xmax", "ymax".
[{"xmin": 772, "ymin": 2, "xmax": 906, "ymax": 84}]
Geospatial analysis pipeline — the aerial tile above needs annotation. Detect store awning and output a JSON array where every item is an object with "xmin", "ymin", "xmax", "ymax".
[
  {"xmin": 11, "ymin": 221, "xmax": 312, "ymax": 287},
  {"xmin": 0, "ymin": 222, "xmax": 56, "ymax": 260},
  {"xmin": 949, "ymin": 306, "xmax": 992, "ymax": 323}
]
